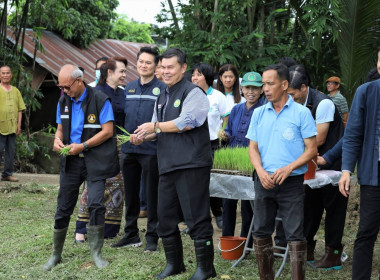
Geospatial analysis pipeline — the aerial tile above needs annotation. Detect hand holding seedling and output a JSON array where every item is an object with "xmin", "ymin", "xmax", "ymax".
[{"xmin": 53, "ymin": 137, "xmax": 65, "ymax": 152}]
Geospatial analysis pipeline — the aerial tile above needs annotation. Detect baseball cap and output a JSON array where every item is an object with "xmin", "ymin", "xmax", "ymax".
[
  {"xmin": 326, "ymin": 76, "xmax": 341, "ymax": 84},
  {"xmin": 241, "ymin": 72, "xmax": 263, "ymax": 87}
]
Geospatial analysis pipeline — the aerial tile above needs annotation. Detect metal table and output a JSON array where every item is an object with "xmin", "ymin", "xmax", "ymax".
[{"xmin": 209, "ymin": 170, "xmax": 351, "ymax": 278}]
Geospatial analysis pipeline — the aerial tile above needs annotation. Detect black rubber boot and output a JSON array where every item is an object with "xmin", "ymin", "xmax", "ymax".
[
  {"xmin": 156, "ymin": 234, "xmax": 186, "ymax": 279},
  {"xmin": 87, "ymin": 225, "xmax": 109, "ymax": 269},
  {"xmin": 189, "ymin": 239, "xmax": 216, "ymax": 280},
  {"xmin": 43, "ymin": 227, "xmax": 68, "ymax": 271}
]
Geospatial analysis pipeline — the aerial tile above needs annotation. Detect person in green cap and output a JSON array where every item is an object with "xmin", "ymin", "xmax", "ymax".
[{"xmin": 219, "ymin": 71, "xmax": 264, "ymax": 245}]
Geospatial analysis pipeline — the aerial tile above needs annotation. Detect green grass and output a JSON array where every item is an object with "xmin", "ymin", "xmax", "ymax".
[
  {"xmin": 213, "ymin": 147, "xmax": 254, "ymax": 175},
  {"xmin": 0, "ymin": 181, "xmax": 375, "ymax": 279}
]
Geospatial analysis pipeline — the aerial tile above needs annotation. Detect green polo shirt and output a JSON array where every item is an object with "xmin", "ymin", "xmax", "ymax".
[{"xmin": 0, "ymin": 85, "xmax": 26, "ymax": 135}]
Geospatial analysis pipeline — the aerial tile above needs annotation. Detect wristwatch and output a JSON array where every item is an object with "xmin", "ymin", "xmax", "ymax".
[
  {"xmin": 82, "ymin": 142, "xmax": 89, "ymax": 151},
  {"xmin": 155, "ymin": 122, "xmax": 161, "ymax": 134}
]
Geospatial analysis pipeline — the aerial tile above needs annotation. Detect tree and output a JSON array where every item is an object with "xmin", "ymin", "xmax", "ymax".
[
  {"xmin": 109, "ymin": 15, "xmax": 154, "ymax": 44},
  {"xmin": 16, "ymin": 0, "xmax": 119, "ymax": 48},
  {"xmin": 155, "ymin": 0, "xmax": 344, "ymax": 92},
  {"xmin": 337, "ymin": 0, "xmax": 380, "ymax": 104}
]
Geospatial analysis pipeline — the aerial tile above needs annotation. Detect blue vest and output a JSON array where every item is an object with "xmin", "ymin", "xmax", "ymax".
[
  {"xmin": 156, "ymin": 78, "xmax": 212, "ymax": 175},
  {"xmin": 122, "ymin": 76, "xmax": 166, "ymax": 155},
  {"xmin": 59, "ymin": 86, "xmax": 119, "ymax": 180}
]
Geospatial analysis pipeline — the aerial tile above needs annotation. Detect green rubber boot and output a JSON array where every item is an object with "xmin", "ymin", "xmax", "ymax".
[
  {"xmin": 43, "ymin": 227, "xmax": 68, "ymax": 271},
  {"xmin": 87, "ymin": 225, "xmax": 109, "ymax": 269}
]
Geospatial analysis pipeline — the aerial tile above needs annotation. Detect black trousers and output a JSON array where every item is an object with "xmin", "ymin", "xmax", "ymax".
[
  {"xmin": 253, "ymin": 173, "xmax": 305, "ymax": 241},
  {"xmin": 222, "ymin": 199, "xmax": 253, "ymax": 237},
  {"xmin": 303, "ymin": 184, "xmax": 348, "ymax": 248},
  {"xmin": 157, "ymin": 166, "xmax": 213, "ymax": 240},
  {"xmin": 0, "ymin": 133, "xmax": 16, "ymax": 178},
  {"xmin": 210, "ymin": 139, "xmax": 222, "ymax": 217},
  {"xmin": 54, "ymin": 156, "xmax": 106, "ymax": 229},
  {"xmin": 352, "ymin": 172, "xmax": 380, "ymax": 279},
  {"xmin": 121, "ymin": 153, "xmax": 159, "ymax": 243}
]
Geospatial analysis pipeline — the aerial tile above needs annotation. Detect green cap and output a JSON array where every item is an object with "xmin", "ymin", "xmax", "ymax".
[{"xmin": 241, "ymin": 72, "xmax": 263, "ymax": 87}]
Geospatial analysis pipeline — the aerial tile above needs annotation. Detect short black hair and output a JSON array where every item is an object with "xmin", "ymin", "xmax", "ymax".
[
  {"xmin": 162, "ymin": 48, "xmax": 186, "ymax": 65},
  {"xmin": 137, "ymin": 46, "xmax": 160, "ymax": 65},
  {"xmin": 367, "ymin": 67, "xmax": 380, "ymax": 82},
  {"xmin": 95, "ymin": 57, "xmax": 108, "ymax": 69},
  {"xmin": 288, "ymin": 65, "xmax": 310, "ymax": 90},
  {"xmin": 192, "ymin": 63, "xmax": 214, "ymax": 87},
  {"xmin": 263, "ymin": 63, "xmax": 290, "ymax": 82},
  {"xmin": 279, "ymin": 57, "xmax": 297, "ymax": 68}
]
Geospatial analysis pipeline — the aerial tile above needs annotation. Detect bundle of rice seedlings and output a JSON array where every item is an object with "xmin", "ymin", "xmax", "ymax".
[
  {"xmin": 59, "ymin": 146, "xmax": 71, "ymax": 156},
  {"xmin": 116, "ymin": 125, "xmax": 130, "ymax": 145}
]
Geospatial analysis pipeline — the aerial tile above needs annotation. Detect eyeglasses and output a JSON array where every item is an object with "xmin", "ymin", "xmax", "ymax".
[{"xmin": 57, "ymin": 79, "xmax": 78, "ymax": 91}]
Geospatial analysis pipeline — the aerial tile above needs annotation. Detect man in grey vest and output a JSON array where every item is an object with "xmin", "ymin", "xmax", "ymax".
[{"xmin": 131, "ymin": 48, "xmax": 216, "ymax": 280}]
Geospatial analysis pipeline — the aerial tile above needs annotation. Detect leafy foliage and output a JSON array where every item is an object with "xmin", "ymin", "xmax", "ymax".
[
  {"xmin": 109, "ymin": 15, "xmax": 154, "ymax": 43},
  {"xmin": 16, "ymin": 0, "xmax": 119, "ymax": 48},
  {"xmin": 155, "ymin": 0, "xmax": 380, "ymax": 101},
  {"xmin": 337, "ymin": 0, "xmax": 380, "ymax": 104}
]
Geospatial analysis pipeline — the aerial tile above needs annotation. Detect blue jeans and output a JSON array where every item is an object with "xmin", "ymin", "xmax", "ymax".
[{"xmin": 0, "ymin": 133, "xmax": 16, "ymax": 178}]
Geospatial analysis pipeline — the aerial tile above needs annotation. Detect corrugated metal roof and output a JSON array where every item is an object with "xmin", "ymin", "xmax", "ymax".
[{"xmin": 7, "ymin": 28, "xmax": 149, "ymax": 84}]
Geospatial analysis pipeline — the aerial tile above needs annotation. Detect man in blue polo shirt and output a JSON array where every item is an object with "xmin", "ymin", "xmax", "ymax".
[
  {"xmin": 112, "ymin": 47, "xmax": 166, "ymax": 252},
  {"xmin": 44, "ymin": 64, "xmax": 119, "ymax": 271},
  {"xmin": 247, "ymin": 63, "xmax": 317, "ymax": 280}
]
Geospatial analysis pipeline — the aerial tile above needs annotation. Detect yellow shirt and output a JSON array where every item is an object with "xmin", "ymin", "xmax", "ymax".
[{"xmin": 0, "ymin": 85, "xmax": 26, "ymax": 135}]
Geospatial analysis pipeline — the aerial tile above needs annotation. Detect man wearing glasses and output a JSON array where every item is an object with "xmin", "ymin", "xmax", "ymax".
[
  {"xmin": 44, "ymin": 64, "xmax": 119, "ymax": 270},
  {"xmin": 326, "ymin": 76, "xmax": 349, "ymax": 126}
]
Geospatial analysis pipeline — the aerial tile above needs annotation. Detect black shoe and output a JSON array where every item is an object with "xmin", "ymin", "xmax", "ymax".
[
  {"xmin": 215, "ymin": 215, "xmax": 223, "ymax": 229},
  {"xmin": 74, "ymin": 239, "xmax": 85, "ymax": 244},
  {"xmin": 111, "ymin": 235, "xmax": 142, "ymax": 248},
  {"xmin": 144, "ymin": 242, "xmax": 158, "ymax": 253}
]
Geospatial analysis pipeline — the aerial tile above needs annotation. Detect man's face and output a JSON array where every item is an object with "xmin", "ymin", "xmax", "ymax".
[
  {"xmin": 58, "ymin": 73, "xmax": 82, "ymax": 100},
  {"xmin": 0, "ymin": 66, "xmax": 12, "ymax": 84},
  {"xmin": 96, "ymin": 60, "xmax": 106, "ymax": 71},
  {"xmin": 137, "ymin": 52, "xmax": 156, "ymax": 78},
  {"xmin": 161, "ymin": 56, "xmax": 186, "ymax": 87},
  {"xmin": 287, "ymin": 84, "xmax": 307, "ymax": 104},
  {"xmin": 108, "ymin": 61, "xmax": 127, "ymax": 86},
  {"xmin": 326, "ymin": 81, "xmax": 339, "ymax": 93},
  {"xmin": 262, "ymin": 70, "xmax": 288, "ymax": 103}
]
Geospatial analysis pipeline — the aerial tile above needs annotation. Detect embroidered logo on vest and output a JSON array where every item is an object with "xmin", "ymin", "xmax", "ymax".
[
  {"xmin": 152, "ymin": 87, "xmax": 160, "ymax": 95},
  {"xmin": 88, "ymin": 114, "xmax": 96, "ymax": 123},
  {"xmin": 128, "ymin": 89, "xmax": 136, "ymax": 93},
  {"xmin": 174, "ymin": 99, "xmax": 181, "ymax": 108},
  {"xmin": 64, "ymin": 106, "xmax": 69, "ymax": 112}
]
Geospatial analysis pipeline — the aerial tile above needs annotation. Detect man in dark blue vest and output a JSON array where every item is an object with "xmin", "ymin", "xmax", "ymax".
[
  {"xmin": 287, "ymin": 65, "xmax": 346, "ymax": 270},
  {"xmin": 44, "ymin": 64, "xmax": 119, "ymax": 271},
  {"xmin": 111, "ymin": 47, "xmax": 166, "ymax": 252},
  {"xmin": 131, "ymin": 48, "xmax": 216, "ymax": 280}
]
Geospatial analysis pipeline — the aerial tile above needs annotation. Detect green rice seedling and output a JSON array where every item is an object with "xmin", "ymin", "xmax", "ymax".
[
  {"xmin": 59, "ymin": 146, "xmax": 71, "ymax": 156},
  {"xmin": 116, "ymin": 125, "xmax": 130, "ymax": 145},
  {"xmin": 213, "ymin": 147, "xmax": 254, "ymax": 175}
]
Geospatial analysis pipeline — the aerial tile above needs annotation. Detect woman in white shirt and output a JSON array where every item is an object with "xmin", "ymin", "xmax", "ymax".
[
  {"xmin": 192, "ymin": 62, "xmax": 227, "ymax": 229},
  {"xmin": 216, "ymin": 64, "xmax": 245, "ymax": 118}
]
